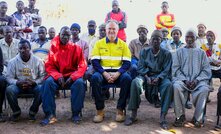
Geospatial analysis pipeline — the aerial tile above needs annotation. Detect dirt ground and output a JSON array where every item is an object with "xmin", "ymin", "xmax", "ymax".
[{"xmin": 1, "ymin": 79, "xmax": 221, "ymax": 134}]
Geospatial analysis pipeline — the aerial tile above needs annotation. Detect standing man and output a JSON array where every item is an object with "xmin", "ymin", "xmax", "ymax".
[
  {"xmin": 196, "ymin": 23, "xmax": 207, "ymax": 48},
  {"xmin": 31, "ymin": 26, "xmax": 50, "ymax": 61},
  {"xmin": 172, "ymin": 30, "xmax": 211, "ymax": 128},
  {"xmin": 128, "ymin": 25, "xmax": 150, "ymax": 79},
  {"xmin": 0, "ymin": 26, "xmax": 19, "ymax": 73},
  {"xmin": 6, "ymin": 39, "xmax": 44, "ymax": 121},
  {"xmin": 24, "ymin": 0, "xmax": 40, "ymax": 15},
  {"xmin": 81, "ymin": 20, "xmax": 98, "ymax": 61},
  {"xmin": 41, "ymin": 27, "xmax": 87, "ymax": 125},
  {"xmin": 11, "ymin": 0, "xmax": 33, "ymax": 40},
  {"xmin": 105, "ymin": 0, "xmax": 127, "ymax": 42},
  {"xmin": 48, "ymin": 27, "xmax": 56, "ymax": 40},
  {"xmin": 70, "ymin": 23, "xmax": 89, "ymax": 61},
  {"xmin": 155, "ymin": 1, "xmax": 175, "ymax": 38},
  {"xmin": 0, "ymin": 1, "xmax": 15, "ymax": 39},
  {"xmin": 91, "ymin": 20, "xmax": 131, "ymax": 123},
  {"xmin": 125, "ymin": 30, "xmax": 173, "ymax": 130}
]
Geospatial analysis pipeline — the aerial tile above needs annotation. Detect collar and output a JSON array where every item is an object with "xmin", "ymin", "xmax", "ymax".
[
  {"xmin": 2, "ymin": 38, "xmax": 15, "ymax": 46},
  {"xmin": 135, "ymin": 38, "xmax": 149, "ymax": 46},
  {"xmin": 106, "ymin": 37, "xmax": 118, "ymax": 44}
]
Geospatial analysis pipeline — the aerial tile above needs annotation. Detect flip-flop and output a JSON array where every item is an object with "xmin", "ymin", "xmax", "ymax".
[{"xmin": 40, "ymin": 117, "xmax": 57, "ymax": 126}]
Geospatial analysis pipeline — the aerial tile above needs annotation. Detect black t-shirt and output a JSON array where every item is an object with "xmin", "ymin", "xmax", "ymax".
[{"xmin": 0, "ymin": 15, "xmax": 15, "ymax": 26}]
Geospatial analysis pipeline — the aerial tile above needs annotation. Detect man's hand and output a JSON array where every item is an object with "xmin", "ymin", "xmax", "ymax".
[
  {"xmin": 26, "ymin": 78, "xmax": 37, "ymax": 88},
  {"xmin": 109, "ymin": 72, "xmax": 121, "ymax": 83},
  {"xmin": 184, "ymin": 80, "xmax": 192, "ymax": 89},
  {"xmin": 58, "ymin": 77, "xmax": 65, "ymax": 88},
  {"xmin": 64, "ymin": 77, "xmax": 73, "ymax": 89},
  {"xmin": 189, "ymin": 79, "xmax": 199, "ymax": 90},
  {"xmin": 102, "ymin": 71, "xmax": 112, "ymax": 82},
  {"xmin": 151, "ymin": 78, "xmax": 160, "ymax": 86},
  {"xmin": 16, "ymin": 80, "xmax": 30, "ymax": 90}
]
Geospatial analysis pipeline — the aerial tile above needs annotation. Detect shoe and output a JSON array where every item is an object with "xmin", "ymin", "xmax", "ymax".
[
  {"xmin": 160, "ymin": 121, "xmax": 169, "ymax": 130},
  {"xmin": 124, "ymin": 117, "xmax": 137, "ymax": 126},
  {"xmin": 29, "ymin": 114, "xmax": 36, "ymax": 121},
  {"xmin": 93, "ymin": 110, "xmax": 104, "ymax": 123},
  {"xmin": 185, "ymin": 101, "xmax": 192, "ymax": 109},
  {"xmin": 72, "ymin": 115, "xmax": 81, "ymax": 124},
  {"xmin": 191, "ymin": 117, "xmax": 203, "ymax": 128},
  {"xmin": 173, "ymin": 115, "xmax": 186, "ymax": 127},
  {"xmin": 9, "ymin": 114, "xmax": 20, "ymax": 122},
  {"xmin": 0, "ymin": 113, "xmax": 5, "ymax": 122},
  {"xmin": 40, "ymin": 115, "xmax": 57, "ymax": 126},
  {"xmin": 155, "ymin": 101, "xmax": 161, "ymax": 108},
  {"xmin": 115, "ymin": 109, "xmax": 125, "ymax": 122}
]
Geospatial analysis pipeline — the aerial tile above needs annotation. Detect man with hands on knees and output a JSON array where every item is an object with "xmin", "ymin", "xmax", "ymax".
[{"xmin": 41, "ymin": 26, "xmax": 87, "ymax": 126}]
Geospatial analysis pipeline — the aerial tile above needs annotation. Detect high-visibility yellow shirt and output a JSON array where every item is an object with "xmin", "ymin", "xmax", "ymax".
[{"xmin": 91, "ymin": 38, "xmax": 131, "ymax": 69}]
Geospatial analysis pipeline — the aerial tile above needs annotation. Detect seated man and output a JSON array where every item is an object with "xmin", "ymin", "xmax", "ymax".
[
  {"xmin": 0, "ymin": 47, "xmax": 6, "ymax": 122},
  {"xmin": 173, "ymin": 30, "xmax": 211, "ymax": 128},
  {"xmin": 128, "ymin": 25, "xmax": 150, "ymax": 79},
  {"xmin": 41, "ymin": 27, "xmax": 87, "ymax": 125},
  {"xmin": 91, "ymin": 20, "xmax": 132, "ymax": 123},
  {"xmin": 6, "ymin": 39, "xmax": 44, "ymax": 121},
  {"xmin": 124, "ymin": 30, "xmax": 173, "ymax": 130}
]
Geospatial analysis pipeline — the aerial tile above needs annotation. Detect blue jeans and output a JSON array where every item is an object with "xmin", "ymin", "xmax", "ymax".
[
  {"xmin": 6, "ymin": 84, "xmax": 42, "ymax": 116},
  {"xmin": 41, "ymin": 77, "xmax": 86, "ymax": 117},
  {"xmin": 91, "ymin": 72, "xmax": 132, "ymax": 110},
  {"xmin": 129, "ymin": 58, "xmax": 138, "ymax": 79}
]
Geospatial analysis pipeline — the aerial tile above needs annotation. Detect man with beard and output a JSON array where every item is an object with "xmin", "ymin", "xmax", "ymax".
[{"xmin": 91, "ymin": 20, "xmax": 131, "ymax": 123}]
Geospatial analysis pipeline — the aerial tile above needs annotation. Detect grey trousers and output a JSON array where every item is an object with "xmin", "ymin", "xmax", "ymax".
[{"xmin": 173, "ymin": 81, "xmax": 209, "ymax": 122}]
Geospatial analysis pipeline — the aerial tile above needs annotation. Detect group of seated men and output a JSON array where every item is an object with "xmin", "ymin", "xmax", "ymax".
[{"xmin": 0, "ymin": 19, "xmax": 219, "ymax": 131}]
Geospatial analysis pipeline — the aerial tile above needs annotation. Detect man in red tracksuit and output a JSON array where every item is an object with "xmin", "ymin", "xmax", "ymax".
[
  {"xmin": 41, "ymin": 26, "xmax": 87, "ymax": 126},
  {"xmin": 105, "ymin": 0, "xmax": 127, "ymax": 42}
]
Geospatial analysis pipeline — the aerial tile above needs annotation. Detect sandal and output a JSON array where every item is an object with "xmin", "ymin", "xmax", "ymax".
[{"xmin": 40, "ymin": 117, "xmax": 57, "ymax": 126}]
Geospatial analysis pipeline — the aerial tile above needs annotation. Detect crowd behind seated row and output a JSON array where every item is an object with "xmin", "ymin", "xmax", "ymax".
[{"xmin": 1, "ymin": 0, "xmax": 221, "ymax": 131}]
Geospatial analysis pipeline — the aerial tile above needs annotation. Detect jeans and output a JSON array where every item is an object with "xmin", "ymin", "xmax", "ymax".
[
  {"xmin": 41, "ymin": 77, "xmax": 86, "ymax": 117},
  {"xmin": 6, "ymin": 84, "xmax": 42, "ymax": 116}
]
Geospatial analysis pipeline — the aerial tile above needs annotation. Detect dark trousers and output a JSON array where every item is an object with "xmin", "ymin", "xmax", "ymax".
[
  {"xmin": 0, "ymin": 76, "xmax": 6, "ymax": 113},
  {"xmin": 91, "ymin": 72, "xmax": 132, "ymax": 110}
]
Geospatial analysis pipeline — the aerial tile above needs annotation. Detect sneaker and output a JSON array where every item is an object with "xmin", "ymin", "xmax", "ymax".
[
  {"xmin": 155, "ymin": 101, "xmax": 161, "ymax": 108},
  {"xmin": 173, "ymin": 115, "xmax": 186, "ymax": 127},
  {"xmin": 0, "ymin": 113, "xmax": 5, "ymax": 122}
]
